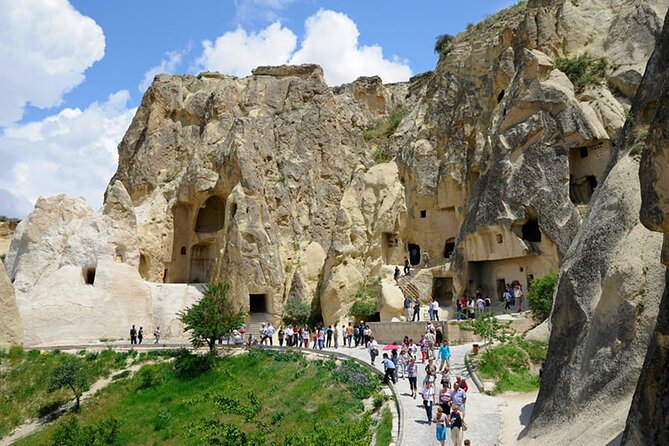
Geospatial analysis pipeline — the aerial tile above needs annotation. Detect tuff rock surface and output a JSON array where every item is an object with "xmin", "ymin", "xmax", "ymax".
[
  {"xmin": 0, "ymin": 261, "xmax": 22, "ymax": 347},
  {"xmin": 624, "ymin": 6, "xmax": 669, "ymax": 444}
]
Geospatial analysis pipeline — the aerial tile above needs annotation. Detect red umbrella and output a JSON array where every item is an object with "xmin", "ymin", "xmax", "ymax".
[{"xmin": 383, "ymin": 343, "xmax": 401, "ymax": 351}]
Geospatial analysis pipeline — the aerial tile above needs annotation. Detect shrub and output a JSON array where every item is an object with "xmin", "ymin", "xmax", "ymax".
[
  {"xmin": 52, "ymin": 416, "xmax": 119, "ymax": 446},
  {"xmin": 555, "ymin": 53, "xmax": 609, "ymax": 93},
  {"xmin": 362, "ymin": 109, "xmax": 405, "ymax": 140},
  {"xmin": 434, "ymin": 34, "xmax": 455, "ymax": 58},
  {"xmin": 461, "ymin": 312, "xmax": 514, "ymax": 359},
  {"xmin": 283, "ymin": 297, "xmax": 311, "ymax": 326},
  {"xmin": 527, "ymin": 273, "xmax": 557, "ymax": 322},
  {"xmin": 48, "ymin": 357, "xmax": 89, "ymax": 409},
  {"xmin": 135, "ymin": 365, "xmax": 164, "ymax": 390},
  {"xmin": 347, "ymin": 278, "xmax": 380, "ymax": 319},
  {"xmin": 173, "ymin": 351, "xmax": 215, "ymax": 379},
  {"xmin": 332, "ymin": 360, "xmax": 380, "ymax": 399},
  {"xmin": 153, "ymin": 410, "xmax": 171, "ymax": 431}
]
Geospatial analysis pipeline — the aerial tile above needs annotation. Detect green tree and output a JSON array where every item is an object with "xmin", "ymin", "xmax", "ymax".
[
  {"xmin": 434, "ymin": 33, "xmax": 454, "ymax": 55},
  {"xmin": 527, "ymin": 272, "xmax": 557, "ymax": 322},
  {"xmin": 178, "ymin": 283, "xmax": 247, "ymax": 353},
  {"xmin": 48, "ymin": 358, "xmax": 89, "ymax": 410},
  {"xmin": 347, "ymin": 278, "xmax": 380, "ymax": 319},
  {"xmin": 461, "ymin": 312, "xmax": 514, "ymax": 359},
  {"xmin": 283, "ymin": 297, "xmax": 311, "ymax": 326}
]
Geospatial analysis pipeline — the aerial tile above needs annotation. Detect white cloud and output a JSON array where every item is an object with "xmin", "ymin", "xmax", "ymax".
[
  {"xmin": 0, "ymin": 91, "xmax": 136, "ymax": 218},
  {"xmin": 0, "ymin": 0, "xmax": 105, "ymax": 126},
  {"xmin": 289, "ymin": 10, "xmax": 412, "ymax": 85},
  {"xmin": 195, "ymin": 9, "xmax": 412, "ymax": 85},
  {"xmin": 196, "ymin": 23, "xmax": 297, "ymax": 77},
  {"xmin": 139, "ymin": 47, "xmax": 190, "ymax": 93}
]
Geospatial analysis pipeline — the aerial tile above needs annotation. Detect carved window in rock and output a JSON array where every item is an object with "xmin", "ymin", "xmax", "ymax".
[
  {"xmin": 195, "ymin": 196, "xmax": 225, "ymax": 233},
  {"xmin": 522, "ymin": 218, "xmax": 541, "ymax": 242},
  {"xmin": 444, "ymin": 238, "xmax": 456, "ymax": 259},
  {"xmin": 83, "ymin": 267, "xmax": 96, "ymax": 285}
]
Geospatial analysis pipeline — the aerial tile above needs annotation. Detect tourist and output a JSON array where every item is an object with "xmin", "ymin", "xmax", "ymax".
[
  {"xmin": 398, "ymin": 348, "xmax": 409, "ymax": 379},
  {"xmin": 391, "ymin": 348, "xmax": 400, "ymax": 382},
  {"xmin": 439, "ymin": 382, "xmax": 452, "ymax": 415},
  {"xmin": 394, "ymin": 265, "xmax": 401, "ymax": 282},
  {"xmin": 285, "ymin": 325, "xmax": 293, "ymax": 347},
  {"xmin": 425, "ymin": 357, "xmax": 437, "ymax": 377},
  {"xmin": 476, "ymin": 295, "xmax": 485, "ymax": 315},
  {"xmin": 455, "ymin": 375, "xmax": 469, "ymax": 393},
  {"xmin": 318, "ymin": 326, "xmax": 326, "ymax": 350},
  {"xmin": 259, "ymin": 322, "xmax": 267, "ymax": 344},
  {"xmin": 363, "ymin": 325, "xmax": 372, "ymax": 347},
  {"xmin": 467, "ymin": 298, "xmax": 476, "ymax": 319},
  {"xmin": 425, "ymin": 330, "xmax": 436, "ymax": 359},
  {"xmin": 419, "ymin": 335, "xmax": 429, "ymax": 363},
  {"xmin": 514, "ymin": 284, "xmax": 524, "ymax": 312},
  {"xmin": 346, "ymin": 323, "xmax": 353, "ymax": 347},
  {"xmin": 432, "ymin": 298, "xmax": 440, "ymax": 321},
  {"xmin": 138, "ymin": 326, "xmax": 143, "ymax": 345},
  {"xmin": 293, "ymin": 325, "xmax": 299, "ymax": 346},
  {"xmin": 484, "ymin": 296, "xmax": 492, "ymax": 312},
  {"xmin": 382, "ymin": 353, "xmax": 396, "ymax": 384},
  {"xmin": 441, "ymin": 368, "xmax": 451, "ymax": 391},
  {"xmin": 302, "ymin": 326, "xmax": 310, "ymax": 348},
  {"xmin": 326, "ymin": 325, "xmax": 333, "ymax": 348},
  {"xmin": 428, "ymin": 298, "xmax": 435, "ymax": 320},
  {"xmin": 456, "ymin": 298, "xmax": 463, "ymax": 320},
  {"xmin": 312, "ymin": 328, "xmax": 318, "ymax": 349},
  {"xmin": 460, "ymin": 296, "xmax": 468, "ymax": 319},
  {"xmin": 153, "ymin": 326, "xmax": 161, "ymax": 344},
  {"xmin": 265, "ymin": 323, "xmax": 275, "ymax": 345},
  {"xmin": 434, "ymin": 406, "xmax": 449, "ymax": 446},
  {"xmin": 439, "ymin": 340, "xmax": 451, "ymax": 370},
  {"xmin": 407, "ymin": 356, "xmax": 418, "ymax": 398},
  {"xmin": 403, "ymin": 294, "xmax": 412, "ymax": 321},
  {"xmin": 423, "ymin": 250, "xmax": 430, "ymax": 268},
  {"xmin": 278, "ymin": 326, "xmax": 285, "ymax": 346},
  {"xmin": 449, "ymin": 405, "xmax": 464, "ymax": 446},
  {"xmin": 503, "ymin": 286, "xmax": 513, "ymax": 310},
  {"xmin": 408, "ymin": 339, "xmax": 418, "ymax": 360},
  {"xmin": 435, "ymin": 325, "xmax": 444, "ymax": 344},
  {"xmin": 130, "ymin": 324, "xmax": 137, "ymax": 345},
  {"xmin": 451, "ymin": 381, "xmax": 467, "ymax": 414},
  {"xmin": 413, "ymin": 297, "xmax": 421, "ymax": 321},
  {"xmin": 233, "ymin": 330, "xmax": 244, "ymax": 345},
  {"xmin": 404, "ymin": 256, "xmax": 410, "ymax": 275},
  {"xmin": 421, "ymin": 380, "xmax": 435, "ymax": 424},
  {"xmin": 368, "ymin": 336, "xmax": 379, "ymax": 365}
]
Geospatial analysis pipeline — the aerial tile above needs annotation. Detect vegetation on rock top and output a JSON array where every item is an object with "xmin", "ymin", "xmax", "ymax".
[{"xmin": 555, "ymin": 53, "xmax": 610, "ymax": 93}]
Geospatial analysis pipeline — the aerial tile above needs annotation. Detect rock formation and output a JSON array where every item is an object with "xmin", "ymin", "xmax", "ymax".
[
  {"xmin": 623, "ymin": 7, "xmax": 669, "ymax": 444},
  {"xmin": 0, "ymin": 261, "xmax": 22, "ymax": 347}
]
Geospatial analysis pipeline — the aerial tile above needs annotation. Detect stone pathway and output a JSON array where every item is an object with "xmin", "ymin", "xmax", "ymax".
[{"xmin": 323, "ymin": 343, "xmax": 503, "ymax": 445}]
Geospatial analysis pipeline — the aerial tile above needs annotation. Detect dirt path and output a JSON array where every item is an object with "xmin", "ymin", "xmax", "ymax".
[{"xmin": 0, "ymin": 360, "xmax": 156, "ymax": 446}]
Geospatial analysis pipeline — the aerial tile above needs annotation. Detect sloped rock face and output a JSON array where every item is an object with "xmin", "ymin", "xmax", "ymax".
[
  {"xmin": 0, "ymin": 261, "xmax": 22, "ymax": 347},
  {"xmin": 624, "ymin": 7, "xmax": 669, "ymax": 444}
]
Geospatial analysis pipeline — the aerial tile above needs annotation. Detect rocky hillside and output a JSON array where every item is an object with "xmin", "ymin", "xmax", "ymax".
[{"xmin": 3, "ymin": 0, "xmax": 669, "ymax": 440}]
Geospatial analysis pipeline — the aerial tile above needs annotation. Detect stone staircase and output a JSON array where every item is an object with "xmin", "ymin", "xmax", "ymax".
[
  {"xmin": 245, "ymin": 312, "xmax": 272, "ymax": 341},
  {"xmin": 395, "ymin": 275, "xmax": 432, "ymax": 320}
]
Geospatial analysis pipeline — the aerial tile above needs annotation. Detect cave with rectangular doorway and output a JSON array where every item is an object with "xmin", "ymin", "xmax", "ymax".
[
  {"xmin": 432, "ymin": 278, "xmax": 453, "ymax": 307},
  {"xmin": 83, "ymin": 267, "xmax": 96, "ymax": 285},
  {"xmin": 408, "ymin": 244, "xmax": 421, "ymax": 266},
  {"xmin": 249, "ymin": 294, "xmax": 268, "ymax": 313}
]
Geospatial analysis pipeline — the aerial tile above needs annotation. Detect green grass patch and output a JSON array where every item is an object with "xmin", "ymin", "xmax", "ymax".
[
  {"xmin": 376, "ymin": 407, "xmax": 393, "ymax": 446},
  {"xmin": 555, "ymin": 53, "xmax": 609, "ymax": 93},
  {"xmin": 362, "ymin": 109, "xmax": 405, "ymax": 140},
  {"xmin": 0, "ymin": 348, "xmax": 131, "ymax": 437},
  {"xmin": 476, "ymin": 338, "xmax": 546, "ymax": 395},
  {"xmin": 14, "ymin": 349, "xmax": 380, "ymax": 445}
]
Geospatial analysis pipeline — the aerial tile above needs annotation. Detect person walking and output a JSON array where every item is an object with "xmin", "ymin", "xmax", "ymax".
[
  {"xmin": 407, "ymin": 356, "xmax": 418, "ymax": 398},
  {"xmin": 346, "ymin": 323, "xmax": 353, "ymax": 347},
  {"xmin": 439, "ymin": 340, "xmax": 451, "ymax": 370},
  {"xmin": 404, "ymin": 256, "xmax": 411, "ymax": 275},
  {"xmin": 394, "ymin": 265, "xmax": 401, "ymax": 282},
  {"xmin": 421, "ymin": 380, "xmax": 435, "ymax": 425},
  {"xmin": 451, "ymin": 382, "xmax": 467, "ymax": 414},
  {"xmin": 419, "ymin": 335, "xmax": 429, "ymax": 363},
  {"xmin": 137, "ymin": 327, "xmax": 143, "ymax": 345},
  {"xmin": 153, "ymin": 326, "xmax": 161, "ymax": 344},
  {"xmin": 434, "ymin": 406, "xmax": 448, "ymax": 446},
  {"xmin": 278, "ymin": 326, "xmax": 285, "ymax": 347},
  {"xmin": 412, "ymin": 297, "xmax": 421, "ymax": 321},
  {"xmin": 368, "ymin": 336, "xmax": 379, "ymax": 365},
  {"xmin": 130, "ymin": 325, "xmax": 137, "ymax": 345},
  {"xmin": 449, "ymin": 405, "xmax": 464, "ymax": 446},
  {"xmin": 265, "ymin": 323, "xmax": 275, "ymax": 346},
  {"xmin": 403, "ymin": 295, "xmax": 412, "ymax": 321}
]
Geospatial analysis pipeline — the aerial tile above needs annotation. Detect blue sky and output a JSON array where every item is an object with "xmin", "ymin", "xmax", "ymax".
[{"xmin": 0, "ymin": 0, "xmax": 516, "ymax": 217}]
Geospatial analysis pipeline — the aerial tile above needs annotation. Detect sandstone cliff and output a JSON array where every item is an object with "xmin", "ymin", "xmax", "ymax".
[
  {"xmin": 624, "ymin": 6, "xmax": 669, "ymax": 444},
  {"xmin": 0, "ymin": 261, "xmax": 22, "ymax": 347}
]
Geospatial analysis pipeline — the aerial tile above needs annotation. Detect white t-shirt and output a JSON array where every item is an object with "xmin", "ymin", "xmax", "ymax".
[{"xmin": 432, "ymin": 300, "xmax": 440, "ymax": 311}]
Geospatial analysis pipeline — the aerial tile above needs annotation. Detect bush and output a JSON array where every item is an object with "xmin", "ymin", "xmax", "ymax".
[
  {"xmin": 135, "ymin": 365, "xmax": 164, "ymax": 390},
  {"xmin": 283, "ymin": 297, "xmax": 311, "ymax": 326},
  {"xmin": 173, "ymin": 351, "xmax": 215, "ymax": 379},
  {"xmin": 347, "ymin": 278, "xmax": 380, "ymax": 319},
  {"xmin": 555, "ymin": 53, "xmax": 609, "ymax": 93},
  {"xmin": 331, "ymin": 360, "xmax": 380, "ymax": 399},
  {"xmin": 527, "ymin": 273, "xmax": 557, "ymax": 322},
  {"xmin": 362, "ymin": 109, "xmax": 405, "ymax": 140},
  {"xmin": 52, "ymin": 416, "xmax": 119, "ymax": 446}
]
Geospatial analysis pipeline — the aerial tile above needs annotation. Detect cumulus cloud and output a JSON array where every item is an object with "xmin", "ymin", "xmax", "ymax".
[
  {"xmin": 139, "ymin": 47, "xmax": 191, "ymax": 93},
  {"xmin": 0, "ymin": 91, "xmax": 135, "ymax": 218},
  {"xmin": 196, "ymin": 23, "xmax": 297, "ymax": 77},
  {"xmin": 196, "ymin": 9, "xmax": 412, "ymax": 85},
  {"xmin": 289, "ymin": 10, "xmax": 412, "ymax": 85},
  {"xmin": 0, "ymin": 0, "xmax": 105, "ymax": 126}
]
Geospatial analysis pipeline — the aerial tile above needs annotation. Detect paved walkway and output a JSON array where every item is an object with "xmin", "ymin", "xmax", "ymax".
[{"xmin": 323, "ymin": 343, "xmax": 503, "ymax": 445}]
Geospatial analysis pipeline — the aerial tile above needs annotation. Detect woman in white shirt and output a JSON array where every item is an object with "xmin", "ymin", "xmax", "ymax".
[{"xmin": 368, "ymin": 336, "xmax": 379, "ymax": 365}]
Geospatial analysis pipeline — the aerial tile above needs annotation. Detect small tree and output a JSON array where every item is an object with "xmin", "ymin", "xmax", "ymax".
[
  {"xmin": 347, "ymin": 278, "xmax": 380, "ymax": 319},
  {"xmin": 178, "ymin": 283, "xmax": 247, "ymax": 353},
  {"xmin": 461, "ymin": 312, "xmax": 514, "ymax": 358},
  {"xmin": 283, "ymin": 297, "xmax": 311, "ymax": 326},
  {"xmin": 527, "ymin": 272, "xmax": 557, "ymax": 322},
  {"xmin": 48, "ymin": 358, "xmax": 89, "ymax": 410},
  {"xmin": 434, "ymin": 33, "xmax": 455, "ymax": 55}
]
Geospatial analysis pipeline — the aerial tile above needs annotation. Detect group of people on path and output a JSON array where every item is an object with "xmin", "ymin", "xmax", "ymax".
[
  {"xmin": 376, "ymin": 322, "xmax": 473, "ymax": 446},
  {"xmin": 129, "ymin": 324, "xmax": 160, "ymax": 345}
]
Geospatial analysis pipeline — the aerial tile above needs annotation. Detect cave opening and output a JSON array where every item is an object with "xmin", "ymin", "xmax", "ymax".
[{"xmin": 195, "ymin": 196, "xmax": 226, "ymax": 233}]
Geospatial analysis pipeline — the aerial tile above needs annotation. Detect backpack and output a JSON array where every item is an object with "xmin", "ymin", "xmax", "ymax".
[{"xmin": 354, "ymin": 327, "xmax": 360, "ymax": 336}]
